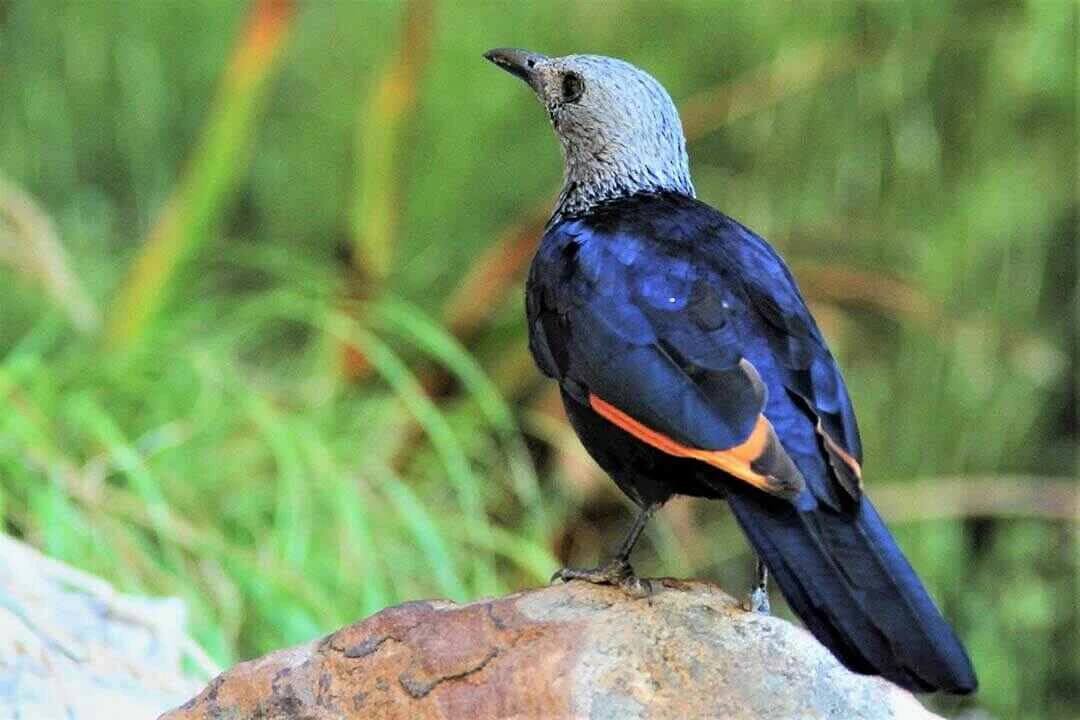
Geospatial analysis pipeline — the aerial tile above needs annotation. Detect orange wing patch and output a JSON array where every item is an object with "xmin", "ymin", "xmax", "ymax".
[
  {"xmin": 819, "ymin": 425, "xmax": 862, "ymax": 479},
  {"xmin": 588, "ymin": 394, "xmax": 803, "ymax": 498},
  {"xmin": 815, "ymin": 420, "xmax": 863, "ymax": 497}
]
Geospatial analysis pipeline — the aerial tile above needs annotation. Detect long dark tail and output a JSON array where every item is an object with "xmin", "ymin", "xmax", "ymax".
[{"xmin": 726, "ymin": 488, "xmax": 978, "ymax": 694}]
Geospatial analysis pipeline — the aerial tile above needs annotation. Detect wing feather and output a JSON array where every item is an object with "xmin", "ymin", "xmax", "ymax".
[{"xmin": 528, "ymin": 193, "xmax": 864, "ymax": 504}]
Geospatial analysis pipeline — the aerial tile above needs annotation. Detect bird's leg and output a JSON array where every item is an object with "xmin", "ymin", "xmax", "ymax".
[
  {"xmin": 551, "ymin": 502, "xmax": 659, "ymax": 597},
  {"xmin": 742, "ymin": 555, "xmax": 771, "ymax": 614}
]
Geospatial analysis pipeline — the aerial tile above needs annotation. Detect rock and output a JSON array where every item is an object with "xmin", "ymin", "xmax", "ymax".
[
  {"xmin": 162, "ymin": 578, "xmax": 939, "ymax": 720},
  {"xmin": 0, "ymin": 534, "xmax": 212, "ymax": 720}
]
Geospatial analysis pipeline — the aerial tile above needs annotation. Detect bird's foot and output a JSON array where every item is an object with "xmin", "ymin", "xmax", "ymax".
[
  {"xmin": 550, "ymin": 559, "xmax": 652, "ymax": 598},
  {"xmin": 742, "ymin": 585, "xmax": 770, "ymax": 614}
]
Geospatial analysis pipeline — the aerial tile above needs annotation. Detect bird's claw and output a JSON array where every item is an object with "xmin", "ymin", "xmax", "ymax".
[
  {"xmin": 550, "ymin": 559, "xmax": 630, "ymax": 585},
  {"xmin": 618, "ymin": 574, "xmax": 653, "ymax": 598},
  {"xmin": 550, "ymin": 559, "xmax": 652, "ymax": 598},
  {"xmin": 742, "ymin": 585, "xmax": 770, "ymax": 614}
]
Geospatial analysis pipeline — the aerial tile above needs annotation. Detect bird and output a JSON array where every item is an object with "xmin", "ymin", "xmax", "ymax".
[{"xmin": 484, "ymin": 48, "xmax": 978, "ymax": 695}]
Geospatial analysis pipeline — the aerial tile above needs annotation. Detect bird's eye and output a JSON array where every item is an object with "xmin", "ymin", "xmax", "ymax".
[{"xmin": 561, "ymin": 72, "xmax": 585, "ymax": 103}]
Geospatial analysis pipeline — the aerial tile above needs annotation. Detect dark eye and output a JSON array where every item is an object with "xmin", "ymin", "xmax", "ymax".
[{"xmin": 561, "ymin": 72, "xmax": 585, "ymax": 103}]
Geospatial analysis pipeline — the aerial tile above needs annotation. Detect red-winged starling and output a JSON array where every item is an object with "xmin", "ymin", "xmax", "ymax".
[{"xmin": 485, "ymin": 48, "xmax": 977, "ymax": 695}]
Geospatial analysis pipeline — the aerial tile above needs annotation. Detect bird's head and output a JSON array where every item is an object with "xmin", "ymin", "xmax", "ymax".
[{"xmin": 484, "ymin": 49, "xmax": 694, "ymax": 218}]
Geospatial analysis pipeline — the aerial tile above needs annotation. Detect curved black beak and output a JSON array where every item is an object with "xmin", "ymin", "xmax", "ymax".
[{"xmin": 484, "ymin": 48, "xmax": 548, "ymax": 92}]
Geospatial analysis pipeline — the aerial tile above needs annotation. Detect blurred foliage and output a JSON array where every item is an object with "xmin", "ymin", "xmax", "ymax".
[{"xmin": 0, "ymin": 1, "xmax": 1076, "ymax": 718}]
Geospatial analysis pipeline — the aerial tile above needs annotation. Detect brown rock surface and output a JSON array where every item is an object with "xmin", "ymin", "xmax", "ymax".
[{"xmin": 161, "ymin": 578, "xmax": 940, "ymax": 719}]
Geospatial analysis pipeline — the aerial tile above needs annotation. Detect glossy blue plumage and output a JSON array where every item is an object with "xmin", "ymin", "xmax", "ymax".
[
  {"xmin": 529, "ymin": 192, "xmax": 859, "ymax": 509},
  {"xmin": 527, "ymin": 191, "xmax": 977, "ymax": 693}
]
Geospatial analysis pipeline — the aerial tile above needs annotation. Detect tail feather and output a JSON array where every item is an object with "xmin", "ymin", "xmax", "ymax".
[{"xmin": 726, "ymin": 489, "xmax": 978, "ymax": 694}]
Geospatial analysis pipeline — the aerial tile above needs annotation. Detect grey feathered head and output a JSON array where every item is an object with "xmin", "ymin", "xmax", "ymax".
[{"xmin": 485, "ymin": 49, "xmax": 695, "ymax": 219}]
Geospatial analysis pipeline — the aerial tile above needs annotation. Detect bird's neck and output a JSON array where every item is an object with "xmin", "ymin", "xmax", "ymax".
[{"xmin": 552, "ymin": 150, "xmax": 694, "ymax": 222}]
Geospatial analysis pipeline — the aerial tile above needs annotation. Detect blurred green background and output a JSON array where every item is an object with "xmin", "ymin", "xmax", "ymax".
[{"xmin": 0, "ymin": 1, "xmax": 1076, "ymax": 717}]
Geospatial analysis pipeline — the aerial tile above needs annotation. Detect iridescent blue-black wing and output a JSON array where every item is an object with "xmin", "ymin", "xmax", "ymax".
[{"xmin": 529, "ymin": 209, "xmax": 807, "ymax": 501}]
